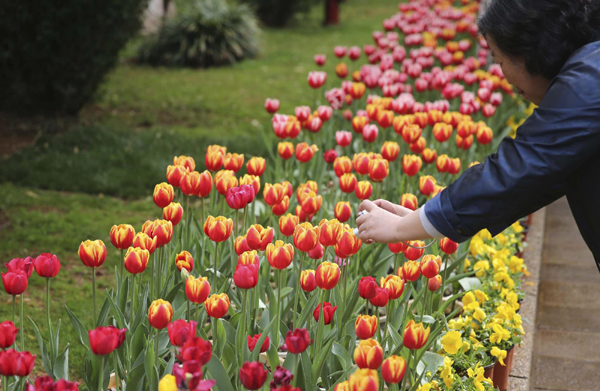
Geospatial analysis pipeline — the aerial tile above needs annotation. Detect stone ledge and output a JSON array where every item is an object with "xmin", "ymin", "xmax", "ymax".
[{"xmin": 508, "ymin": 208, "xmax": 546, "ymax": 391}]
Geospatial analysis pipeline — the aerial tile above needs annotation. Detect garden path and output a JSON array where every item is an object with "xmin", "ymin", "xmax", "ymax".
[{"xmin": 532, "ymin": 197, "xmax": 600, "ymax": 390}]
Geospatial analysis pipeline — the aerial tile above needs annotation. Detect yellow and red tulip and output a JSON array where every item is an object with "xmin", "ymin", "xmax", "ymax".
[
  {"xmin": 78, "ymin": 240, "xmax": 107, "ymax": 268},
  {"xmin": 381, "ymin": 141, "xmax": 400, "ymax": 162},
  {"xmin": 293, "ymin": 222, "xmax": 320, "ymax": 252},
  {"xmin": 300, "ymin": 269, "xmax": 317, "ymax": 292},
  {"xmin": 266, "ymin": 240, "xmax": 294, "ymax": 270},
  {"xmin": 153, "ymin": 182, "xmax": 174, "ymax": 208},
  {"xmin": 381, "ymin": 355, "xmax": 407, "ymax": 384},
  {"xmin": 295, "ymin": 143, "xmax": 318, "ymax": 163},
  {"xmin": 402, "ymin": 154, "xmax": 422, "ymax": 177},
  {"xmin": 204, "ymin": 216, "xmax": 233, "ymax": 243},
  {"xmin": 315, "ymin": 261, "xmax": 340, "ymax": 290},
  {"xmin": 132, "ymin": 232, "xmax": 157, "ymax": 254},
  {"xmin": 148, "ymin": 299, "xmax": 173, "ymax": 329},
  {"xmin": 381, "ymin": 275, "xmax": 405, "ymax": 300},
  {"xmin": 418, "ymin": 176, "xmax": 437, "ymax": 197},
  {"xmin": 110, "ymin": 224, "xmax": 135, "ymax": 250},
  {"xmin": 368, "ymin": 158, "xmax": 389, "ymax": 182},
  {"xmin": 400, "ymin": 193, "xmax": 418, "ymax": 211},
  {"xmin": 420, "ymin": 254, "xmax": 441, "ymax": 279},
  {"xmin": 355, "ymin": 181, "xmax": 373, "ymax": 200},
  {"xmin": 175, "ymin": 251, "xmax": 194, "ymax": 272},
  {"xmin": 403, "ymin": 320, "xmax": 430, "ymax": 350},
  {"xmin": 163, "ymin": 202, "xmax": 183, "ymax": 226},
  {"xmin": 400, "ymin": 260, "xmax": 421, "ymax": 282},
  {"xmin": 318, "ymin": 219, "xmax": 343, "ymax": 247},
  {"xmin": 246, "ymin": 157, "xmax": 266, "ymax": 176},
  {"xmin": 263, "ymin": 183, "xmax": 285, "ymax": 207},
  {"xmin": 272, "ymin": 195, "xmax": 290, "ymax": 216},
  {"xmin": 355, "ymin": 315, "xmax": 378, "ymax": 339},
  {"xmin": 205, "ymin": 293, "xmax": 230, "ymax": 318},
  {"xmin": 278, "ymin": 142, "xmax": 295, "ymax": 160},
  {"xmin": 185, "ymin": 275, "xmax": 211, "ymax": 304},
  {"xmin": 352, "ymin": 153, "xmax": 370, "ymax": 175},
  {"xmin": 224, "ymin": 153, "xmax": 244, "ymax": 173},
  {"xmin": 353, "ymin": 339, "xmax": 383, "ymax": 370},
  {"xmin": 124, "ymin": 247, "xmax": 149, "ymax": 274},
  {"xmin": 173, "ymin": 155, "xmax": 195, "ymax": 172},
  {"xmin": 334, "ymin": 201, "xmax": 352, "ymax": 223},
  {"xmin": 348, "ymin": 369, "xmax": 379, "ymax": 391},
  {"xmin": 334, "ymin": 156, "xmax": 353, "ymax": 177},
  {"xmin": 166, "ymin": 165, "xmax": 188, "ymax": 187}
]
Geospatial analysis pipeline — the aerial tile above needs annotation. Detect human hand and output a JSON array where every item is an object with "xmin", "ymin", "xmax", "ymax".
[
  {"xmin": 355, "ymin": 200, "xmax": 403, "ymax": 244},
  {"xmin": 370, "ymin": 199, "xmax": 413, "ymax": 218}
]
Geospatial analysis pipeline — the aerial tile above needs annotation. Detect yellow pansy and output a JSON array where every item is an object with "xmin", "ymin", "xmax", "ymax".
[
  {"xmin": 508, "ymin": 256, "xmax": 524, "ymax": 274},
  {"xmin": 440, "ymin": 356, "xmax": 454, "ymax": 388},
  {"xmin": 448, "ymin": 316, "xmax": 466, "ymax": 330},
  {"xmin": 159, "ymin": 375, "xmax": 178, "ymax": 391},
  {"xmin": 478, "ymin": 229, "xmax": 492, "ymax": 240},
  {"xmin": 474, "ymin": 290, "xmax": 489, "ymax": 303},
  {"xmin": 474, "ymin": 261, "xmax": 490, "ymax": 277},
  {"xmin": 462, "ymin": 291, "xmax": 476, "ymax": 307},
  {"xmin": 473, "ymin": 307, "xmax": 486, "ymax": 322},
  {"xmin": 511, "ymin": 221, "xmax": 523, "ymax": 233},
  {"xmin": 491, "ymin": 347, "xmax": 507, "ymax": 366},
  {"xmin": 489, "ymin": 324, "xmax": 511, "ymax": 344},
  {"xmin": 441, "ymin": 330, "xmax": 464, "ymax": 355}
]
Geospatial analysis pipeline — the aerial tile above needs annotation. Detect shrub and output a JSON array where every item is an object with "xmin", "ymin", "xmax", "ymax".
[
  {"xmin": 0, "ymin": 0, "xmax": 149, "ymax": 116},
  {"xmin": 137, "ymin": 0, "xmax": 260, "ymax": 68},
  {"xmin": 241, "ymin": 0, "xmax": 320, "ymax": 27}
]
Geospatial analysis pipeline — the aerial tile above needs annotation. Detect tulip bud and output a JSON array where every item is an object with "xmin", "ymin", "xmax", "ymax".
[
  {"xmin": 247, "ymin": 157, "xmax": 266, "ymax": 176},
  {"xmin": 163, "ymin": 202, "xmax": 184, "ymax": 226},
  {"xmin": 153, "ymin": 183, "xmax": 174, "ymax": 208},
  {"xmin": 440, "ymin": 237, "xmax": 459, "ymax": 254},
  {"xmin": 313, "ymin": 302, "xmax": 337, "ymax": 325},
  {"xmin": 124, "ymin": 247, "xmax": 149, "ymax": 274},
  {"xmin": 224, "ymin": 153, "xmax": 244, "ymax": 173},
  {"xmin": 248, "ymin": 334, "xmax": 270, "ymax": 354},
  {"xmin": 205, "ymin": 293, "xmax": 230, "ymax": 318},
  {"xmin": 368, "ymin": 158, "xmax": 389, "ymax": 182},
  {"xmin": 285, "ymin": 328, "xmax": 312, "ymax": 354},
  {"xmin": 293, "ymin": 222, "xmax": 320, "ymax": 252},
  {"xmin": 336, "ymin": 62, "xmax": 349, "ymax": 78},
  {"xmin": 263, "ymin": 183, "xmax": 285, "ymax": 207},
  {"xmin": 357, "ymin": 276, "xmax": 378, "ymax": 300},
  {"xmin": 336, "ymin": 226, "xmax": 362, "ymax": 257},
  {"xmin": 185, "ymin": 276, "xmax": 211, "ymax": 304},
  {"xmin": 382, "ymin": 355, "xmax": 407, "ymax": 384},
  {"xmin": 168, "ymin": 319, "xmax": 197, "ymax": 347},
  {"xmin": 381, "ymin": 141, "xmax": 400, "ymax": 162},
  {"xmin": 355, "ymin": 181, "xmax": 373, "ymax": 200},
  {"xmin": 265, "ymin": 98, "xmax": 280, "ymax": 114},
  {"xmin": 0, "ymin": 321, "xmax": 18, "ymax": 349},
  {"xmin": 421, "ymin": 148, "xmax": 437, "ymax": 164},
  {"xmin": 308, "ymin": 242, "xmax": 325, "ymax": 260},
  {"xmin": 278, "ymin": 142, "xmax": 295, "ymax": 160},
  {"xmin": 148, "ymin": 299, "xmax": 173, "ymax": 329},
  {"xmin": 174, "ymin": 155, "xmax": 195, "ymax": 172},
  {"xmin": 204, "ymin": 216, "xmax": 233, "ymax": 243},
  {"xmin": 355, "ymin": 315, "xmax": 378, "ymax": 339},
  {"xmin": 428, "ymin": 274, "xmax": 443, "ymax": 291},
  {"xmin": 402, "ymin": 154, "xmax": 422, "ymax": 177},
  {"xmin": 369, "ymin": 286, "xmax": 389, "ymax": 307},
  {"xmin": 233, "ymin": 263, "xmax": 259, "ymax": 289},
  {"xmin": 400, "ymin": 260, "xmax": 421, "ymax": 282},
  {"xmin": 334, "ymin": 201, "xmax": 352, "ymax": 223},
  {"xmin": 78, "ymin": 239, "xmax": 107, "ymax": 268},
  {"xmin": 234, "ymin": 236, "xmax": 252, "ymax": 255},
  {"xmin": 279, "ymin": 214, "xmax": 299, "ymax": 237},
  {"xmin": 175, "ymin": 251, "xmax": 194, "ymax": 272},
  {"xmin": 266, "ymin": 241, "xmax": 294, "ymax": 270},
  {"xmin": 132, "ymin": 232, "xmax": 157, "ymax": 254},
  {"xmin": 316, "ymin": 262, "xmax": 341, "ymax": 290},
  {"xmin": 388, "ymin": 242, "xmax": 407, "ymax": 254},
  {"xmin": 418, "ymin": 176, "xmax": 437, "ymax": 197},
  {"xmin": 404, "ymin": 241, "xmax": 425, "ymax": 260},
  {"xmin": 354, "ymin": 339, "xmax": 383, "ymax": 369},
  {"xmin": 338, "ymin": 173, "xmax": 357, "ymax": 194},
  {"xmin": 381, "ymin": 275, "xmax": 405, "ymax": 300},
  {"xmin": 88, "ymin": 325, "xmax": 126, "ymax": 356},
  {"xmin": 166, "ymin": 165, "xmax": 188, "ymax": 188},
  {"xmin": 352, "ymin": 153, "xmax": 370, "ymax": 174},
  {"xmin": 110, "ymin": 224, "xmax": 135, "ymax": 250},
  {"xmin": 400, "ymin": 193, "xmax": 418, "ymax": 211},
  {"xmin": 295, "ymin": 143, "xmax": 319, "ymax": 163},
  {"xmin": 299, "ymin": 269, "xmax": 317, "ymax": 292},
  {"xmin": 333, "ymin": 157, "xmax": 353, "ymax": 178},
  {"xmin": 143, "ymin": 219, "xmax": 174, "ymax": 248},
  {"xmin": 336, "ymin": 131, "xmax": 352, "ymax": 148},
  {"xmin": 348, "ymin": 369, "xmax": 379, "ymax": 391},
  {"xmin": 403, "ymin": 320, "xmax": 430, "ymax": 350},
  {"xmin": 33, "ymin": 253, "xmax": 61, "ymax": 278},
  {"xmin": 308, "ymin": 71, "xmax": 327, "ymax": 89},
  {"xmin": 179, "ymin": 336, "xmax": 212, "ymax": 365},
  {"xmin": 476, "ymin": 125, "xmax": 493, "ymax": 145},
  {"xmin": 420, "ymin": 254, "xmax": 441, "ymax": 278}
]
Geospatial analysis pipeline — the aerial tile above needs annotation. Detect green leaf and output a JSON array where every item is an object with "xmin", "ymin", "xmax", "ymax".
[
  {"xmin": 332, "ymin": 342, "xmax": 353, "ymax": 369},
  {"xmin": 297, "ymin": 292, "xmax": 319, "ymax": 329},
  {"xmin": 458, "ymin": 277, "xmax": 481, "ymax": 291},
  {"xmin": 65, "ymin": 305, "xmax": 89, "ymax": 347},
  {"xmin": 97, "ymin": 298, "xmax": 111, "ymax": 327},
  {"xmin": 312, "ymin": 338, "xmax": 334, "ymax": 381},
  {"xmin": 300, "ymin": 351, "xmax": 313, "ymax": 389},
  {"xmin": 414, "ymin": 315, "xmax": 436, "ymax": 324},
  {"xmin": 144, "ymin": 338, "xmax": 156, "ymax": 391},
  {"xmin": 205, "ymin": 356, "xmax": 235, "ymax": 391},
  {"xmin": 416, "ymin": 351, "xmax": 445, "ymax": 376},
  {"xmin": 53, "ymin": 344, "xmax": 70, "ymax": 380},
  {"xmin": 28, "ymin": 317, "xmax": 52, "ymax": 376}
]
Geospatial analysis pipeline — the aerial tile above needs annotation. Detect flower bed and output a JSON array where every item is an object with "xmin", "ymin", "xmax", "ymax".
[{"xmin": 0, "ymin": 0, "xmax": 533, "ymax": 390}]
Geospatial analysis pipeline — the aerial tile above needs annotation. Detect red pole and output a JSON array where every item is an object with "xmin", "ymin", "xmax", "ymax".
[{"xmin": 324, "ymin": 0, "xmax": 340, "ymax": 25}]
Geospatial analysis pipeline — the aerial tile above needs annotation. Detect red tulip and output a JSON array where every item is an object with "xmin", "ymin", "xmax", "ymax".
[
  {"xmin": 239, "ymin": 361, "xmax": 268, "ymax": 390},
  {"xmin": 88, "ymin": 326, "xmax": 126, "ymax": 355},
  {"xmin": 358, "ymin": 276, "xmax": 378, "ymax": 300},
  {"xmin": 265, "ymin": 98, "xmax": 280, "ymax": 114},
  {"xmin": 168, "ymin": 320, "xmax": 197, "ymax": 347},
  {"xmin": 0, "ymin": 321, "xmax": 18, "ymax": 349},
  {"xmin": 247, "ymin": 334, "xmax": 270, "ymax": 353},
  {"xmin": 1, "ymin": 271, "xmax": 28, "ymax": 295},
  {"xmin": 285, "ymin": 329, "xmax": 312, "ymax": 354},
  {"xmin": 440, "ymin": 237, "xmax": 459, "ymax": 254},
  {"xmin": 300, "ymin": 270, "xmax": 317, "ymax": 292},
  {"xmin": 179, "ymin": 336, "xmax": 212, "ymax": 365},
  {"xmin": 233, "ymin": 263, "xmax": 259, "ymax": 289},
  {"xmin": 32, "ymin": 253, "xmax": 61, "ymax": 278},
  {"xmin": 0, "ymin": 349, "xmax": 35, "ymax": 377},
  {"xmin": 369, "ymin": 287, "xmax": 389, "ymax": 307},
  {"xmin": 313, "ymin": 302, "xmax": 337, "ymax": 325},
  {"xmin": 5, "ymin": 257, "xmax": 33, "ymax": 278}
]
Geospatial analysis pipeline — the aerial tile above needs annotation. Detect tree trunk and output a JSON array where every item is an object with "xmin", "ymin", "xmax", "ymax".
[{"xmin": 324, "ymin": 0, "xmax": 339, "ymax": 26}]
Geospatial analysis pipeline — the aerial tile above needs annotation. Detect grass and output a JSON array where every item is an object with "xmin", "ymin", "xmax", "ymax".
[
  {"xmin": 0, "ymin": 0, "xmax": 397, "ymax": 379},
  {"xmin": 0, "ymin": 0, "xmax": 394, "ymax": 199}
]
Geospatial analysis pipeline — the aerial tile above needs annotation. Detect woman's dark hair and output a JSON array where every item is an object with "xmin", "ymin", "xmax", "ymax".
[{"xmin": 478, "ymin": 0, "xmax": 600, "ymax": 80}]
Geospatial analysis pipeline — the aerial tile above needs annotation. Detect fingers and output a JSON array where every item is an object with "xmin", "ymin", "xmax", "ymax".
[
  {"xmin": 358, "ymin": 199, "xmax": 376, "ymax": 213},
  {"xmin": 355, "ymin": 214, "xmax": 368, "ymax": 228},
  {"xmin": 395, "ymin": 205, "xmax": 413, "ymax": 217}
]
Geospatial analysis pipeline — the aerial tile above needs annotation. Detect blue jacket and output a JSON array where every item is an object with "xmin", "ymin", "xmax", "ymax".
[{"xmin": 425, "ymin": 40, "xmax": 600, "ymax": 266}]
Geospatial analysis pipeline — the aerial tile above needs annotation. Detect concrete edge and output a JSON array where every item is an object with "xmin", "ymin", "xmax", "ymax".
[{"xmin": 508, "ymin": 208, "xmax": 546, "ymax": 391}]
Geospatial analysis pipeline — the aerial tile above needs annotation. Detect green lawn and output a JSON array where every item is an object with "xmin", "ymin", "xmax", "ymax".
[
  {"xmin": 0, "ymin": 0, "xmax": 396, "ymax": 378},
  {"xmin": 0, "ymin": 0, "xmax": 393, "ymax": 199}
]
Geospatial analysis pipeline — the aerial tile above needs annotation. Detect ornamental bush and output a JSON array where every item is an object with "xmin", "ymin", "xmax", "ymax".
[
  {"xmin": 0, "ymin": 0, "xmax": 148, "ymax": 116},
  {"xmin": 137, "ymin": 0, "xmax": 260, "ymax": 68}
]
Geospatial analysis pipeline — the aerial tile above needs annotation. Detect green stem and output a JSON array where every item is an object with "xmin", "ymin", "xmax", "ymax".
[
  {"xmin": 131, "ymin": 275, "xmax": 136, "ymax": 321},
  {"xmin": 120, "ymin": 249, "xmax": 124, "ymax": 279},
  {"xmin": 92, "ymin": 268, "xmax": 97, "ymax": 327},
  {"xmin": 98, "ymin": 355, "xmax": 105, "ymax": 391},
  {"xmin": 393, "ymin": 254, "xmax": 399, "ymax": 275},
  {"xmin": 422, "ymin": 282, "xmax": 429, "ymax": 317},
  {"xmin": 12, "ymin": 295, "xmax": 15, "ymax": 329},
  {"xmin": 20, "ymin": 292, "xmax": 25, "ymax": 351},
  {"xmin": 292, "ymin": 253, "xmax": 306, "ymax": 329},
  {"xmin": 314, "ymin": 290, "xmax": 325, "ymax": 356},
  {"xmin": 187, "ymin": 300, "xmax": 191, "ymax": 322},
  {"xmin": 151, "ymin": 252, "xmax": 156, "ymax": 300},
  {"xmin": 400, "ymin": 350, "xmax": 412, "ymax": 391},
  {"xmin": 46, "ymin": 278, "xmax": 54, "ymax": 365},
  {"xmin": 113, "ymin": 352, "xmax": 120, "ymax": 391},
  {"xmin": 439, "ymin": 254, "xmax": 450, "ymax": 316},
  {"xmin": 155, "ymin": 330, "xmax": 160, "ymax": 366},
  {"xmin": 157, "ymin": 247, "xmax": 162, "ymax": 298},
  {"xmin": 275, "ymin": 269, "xmax": 282, "ymax": 349},
  {"xmin": 213, "ymin": 242, "xmax": 219, "ymax": 290}
]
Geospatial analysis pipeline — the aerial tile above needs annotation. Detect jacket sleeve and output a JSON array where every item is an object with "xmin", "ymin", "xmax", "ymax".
[{"xmin": 424, "ymin": 56, "xmax": 600, "ymax": 242}]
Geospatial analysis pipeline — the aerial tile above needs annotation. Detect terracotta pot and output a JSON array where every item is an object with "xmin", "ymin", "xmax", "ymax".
[
  {"xmin": 492, "ymin": 345, "xmax": 516, "ymax": 391},
  {"xmin": 526, "ymin": 214, "xmax": 533, "ymax": 226},
  {"xmin": 484, "ymin": 361, "xmax": 495, "ymax": 380}
]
